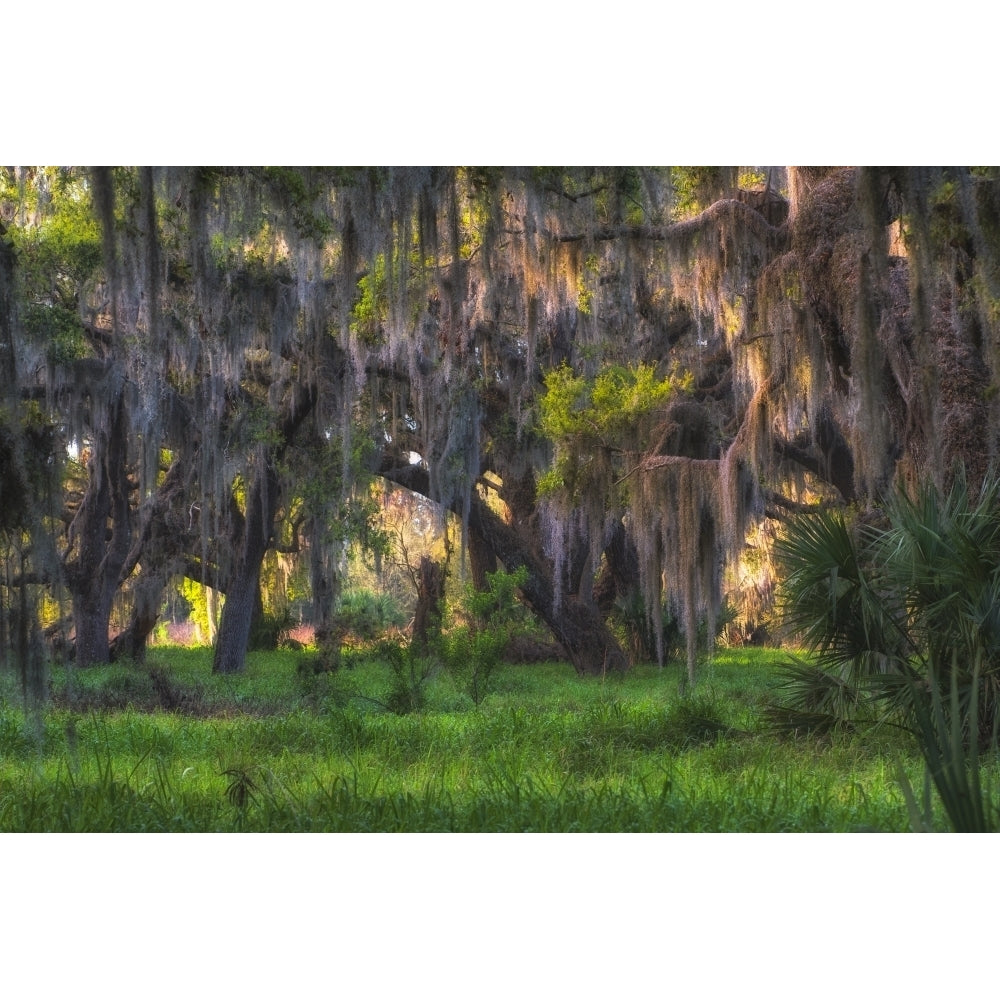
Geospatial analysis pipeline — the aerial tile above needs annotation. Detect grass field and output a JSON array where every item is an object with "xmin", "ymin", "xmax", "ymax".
[{"xmin": 0, "ymin": 646, "xmax": 948, "ymax": 832}]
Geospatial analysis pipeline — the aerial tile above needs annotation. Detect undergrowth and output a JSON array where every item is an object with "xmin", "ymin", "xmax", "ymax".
[{"xmin": 0, "ymin": 647, "xmax": 946, "ymax": 832}]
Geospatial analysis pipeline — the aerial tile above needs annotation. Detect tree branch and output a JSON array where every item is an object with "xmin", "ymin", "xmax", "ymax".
[{"xmin": 549, "ymin": 198, "xmax": 787, "ymax": 250}]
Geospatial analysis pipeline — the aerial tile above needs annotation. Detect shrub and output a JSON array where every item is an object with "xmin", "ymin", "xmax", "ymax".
[
  {"xmin": 374, "ymin": 637, "xmax": 433, "ymax": 715},
  {"xmin": 439, "ymin": 567, "xmax": 530, "ymax": 706},
  {"xmin": 337, "ymin": 590, "xmax": 407, "ymax": 641}
]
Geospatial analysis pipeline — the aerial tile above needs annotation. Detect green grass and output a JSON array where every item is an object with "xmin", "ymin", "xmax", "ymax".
[{"xmin": 0, "ymin": 646, "xmax": 955, "ymax": 831}]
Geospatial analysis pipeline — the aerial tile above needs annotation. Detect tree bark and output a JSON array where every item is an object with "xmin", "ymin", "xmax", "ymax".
[
  {"xmin": 412, "ymin": 555, "xmax": 445, "ymax": 652},
  {"xmin": 110, "ymin": 457, "xmax": 192, "ymax": 662},
  {"xmin": 467, "ymin": 524, "xmax": 497, "ymax": 591},
  {"xmin": 64, "ymin": 385, "xmax": 132, "ymax": 667},
  {"xmin": 212, "ymin": 458, "xmax": 280, "ymax": 674},
  {"xmin": 109, "ymin": 572, "xmax": 163, "ymax": 663},
  {"xmin": 212, "ymin": 570, "xmax": 261, "ymax": 674}
]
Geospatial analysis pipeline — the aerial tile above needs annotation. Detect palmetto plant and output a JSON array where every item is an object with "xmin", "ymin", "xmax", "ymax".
[
  {"xmin": 772, "ymin": 506, "xmax": 914, "ymax": 733},
  {"xmin": 897, "ymin": 653, "xmax": 998, "ymax": 832},
  {"xmin": 777, "ymin": 472, "xmax": 1000, "ymax": 731},
  {"xmin": 879, "ymin": 477, "xmax": 1000, "ymax": 738},
  {"xmin": 776, "ymin": 508, "xmax": 911, "ymax": 677},
  {"xmin": 775, "ymin": 470, "xmax": 1000, "ymax": 829}
]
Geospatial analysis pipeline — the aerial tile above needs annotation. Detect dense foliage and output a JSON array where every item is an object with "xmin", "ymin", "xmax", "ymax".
[{"xmin": 3, "ymin": 165, "xmax": 1000, "ymax": 695}]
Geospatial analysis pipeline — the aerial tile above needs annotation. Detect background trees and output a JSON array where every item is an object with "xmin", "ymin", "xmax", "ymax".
[{"xmin": 3, "ymin": 166, "xmax": 1000, "ymax": 678}]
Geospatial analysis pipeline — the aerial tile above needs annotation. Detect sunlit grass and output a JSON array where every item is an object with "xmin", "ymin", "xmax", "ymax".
[{"xmin": 0, "ymin": 646, "xmax": 958, "ymax": 831}]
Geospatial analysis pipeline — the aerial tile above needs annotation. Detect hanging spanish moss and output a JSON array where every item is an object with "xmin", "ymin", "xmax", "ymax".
[{"xmin": 6, "ymin": 165, "xmax": 1000, "ymax": 680}]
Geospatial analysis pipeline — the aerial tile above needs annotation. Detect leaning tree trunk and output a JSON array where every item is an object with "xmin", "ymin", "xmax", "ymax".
[
  {"xmin": 468, "ymin": 495, "xmax": 627, "ymax": 675},
  {"xmin": 383, "ymin": 461, "xmax": 628, "ymax": 675}
]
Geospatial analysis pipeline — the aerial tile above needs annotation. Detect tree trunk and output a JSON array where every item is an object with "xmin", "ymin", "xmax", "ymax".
[
  {"xmin": 309, "ymin": 519, "xmax": 336, "ymax": 634},
  {"xmin": 468, "ymin": 498, "xmax": 627, "ymax": 675},
  {"xmin": 412, "ymin": 555, "xmax": 444, "ymax": 652},
  {"xmin": 109, "ymin": 569, "xmax": 166, "ymax": 663},
  {"xmin": 72, "ymin": 589, "xmax": 113, "ymax": 668},
  {"xmin": 212, "ymin": 564, "xmax": 262, "ymax": 674},
  {"xmin": 212, "ymin": 459, "xmax": 279, "ymax": 674},
  {"xmin": 64, "ymin": 386, "xmax": 132, "ymax": 667},
  {"xmin": 110, "ymin": 457, "xmax": 192, "ymax": 663},
  {"xmin": 467, "ymin": 524, "xmax": 497, "ymax": 591},
  {"xmin": 308, "ymin": 512, "xmax": 344, "ymax": 656},
  {"xmin": 212, "ymin": 381, "xmax": 315, "ymax": 674}
]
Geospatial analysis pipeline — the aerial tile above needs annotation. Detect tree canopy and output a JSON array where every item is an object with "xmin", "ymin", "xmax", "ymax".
[{"xmin": 3, "ymin": 165, "xmax": 999, "ymax": 679}]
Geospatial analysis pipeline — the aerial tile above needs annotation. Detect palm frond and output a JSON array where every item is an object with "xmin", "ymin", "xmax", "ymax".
[{"xmin": 775, "ymin": 508, "xmax": 910, "ymax": 679}]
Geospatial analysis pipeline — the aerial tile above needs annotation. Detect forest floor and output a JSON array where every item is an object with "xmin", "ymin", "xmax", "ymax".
[{"xmin": 0, "ymin": 646, "xmax": 947, "ymax": 832}]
